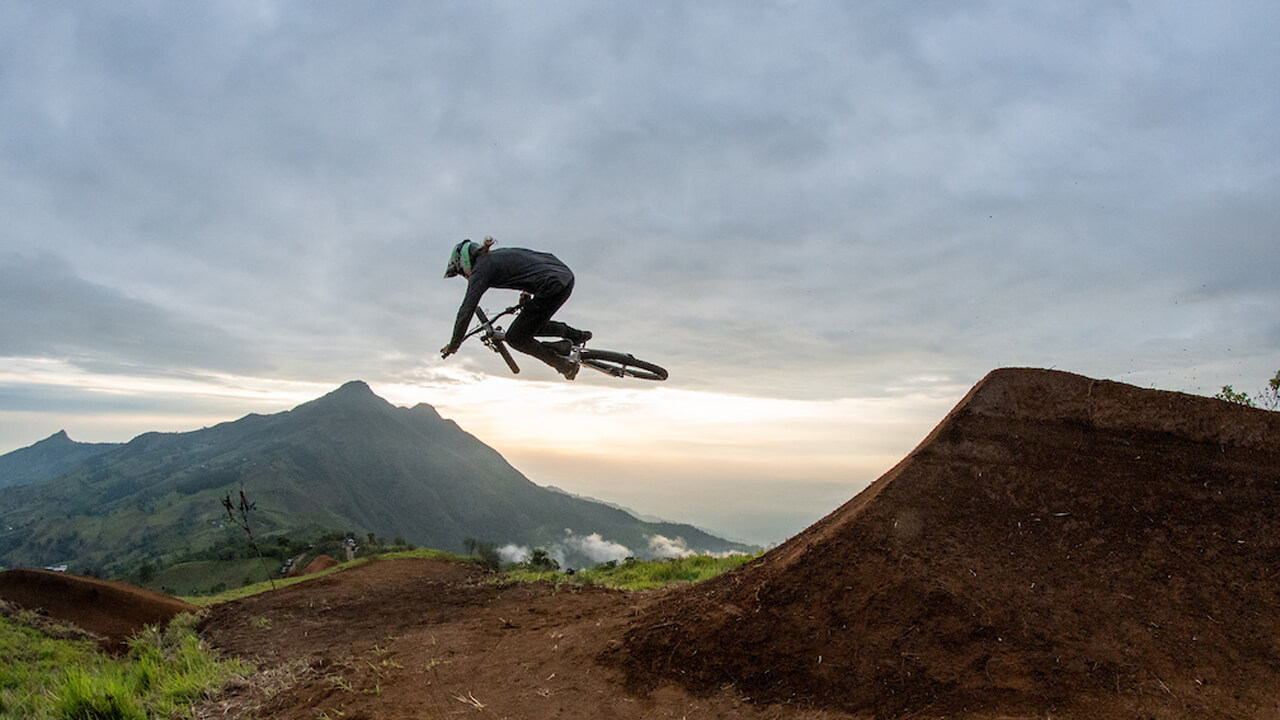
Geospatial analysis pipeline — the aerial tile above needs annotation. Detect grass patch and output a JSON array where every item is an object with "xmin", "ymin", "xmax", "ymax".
[
  {"xmin": 504, "ymin": 552, "xmax": 762, "ymax": 590},
  {"xmin": 182, "ymin": 545, "xmax": 747, "ymax": 607},
  {"xmin": 0, "ymin": 613, "xmax": 100, "ymax": 719},
  {"xmin": 0, "ymin": 611, "xmax": 250, "ymax": 720}
]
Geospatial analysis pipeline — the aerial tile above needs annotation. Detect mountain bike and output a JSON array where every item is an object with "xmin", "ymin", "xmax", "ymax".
[{"xmin": 445, "ymin": 302, "xmax": 668, "ymax": 381}]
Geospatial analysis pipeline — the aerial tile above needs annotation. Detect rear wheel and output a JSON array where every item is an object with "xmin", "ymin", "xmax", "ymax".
[{"xmin": 579, "ymin": 349, "xmax": 668, "ymax": 381}]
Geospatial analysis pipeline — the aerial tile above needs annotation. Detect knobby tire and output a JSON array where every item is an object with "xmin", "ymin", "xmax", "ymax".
[{"xmin": 579, "ymin": 349, "xmax": 668, "ymax": 381}]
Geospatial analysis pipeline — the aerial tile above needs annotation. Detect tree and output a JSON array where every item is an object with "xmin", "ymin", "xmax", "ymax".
[
  {"xmin": 526, "ymin": 548, "xmax": 560, "ymax": 572},
  {"xmin": 477, "ymin": 542, "xmax": 501, "ymax": 573},
  {"xmin": 221, "ymin": 487, "xmax": 276, "ymax": 590}
]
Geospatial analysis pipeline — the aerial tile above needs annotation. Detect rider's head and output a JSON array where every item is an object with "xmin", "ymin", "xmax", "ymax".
[
  {"xmin": 444, "ymin": 239, "xmax": 477, "ymax": 278},
  {"xmin": 444, "ymin": 237, "xmax": 495, "ymax": 278}
]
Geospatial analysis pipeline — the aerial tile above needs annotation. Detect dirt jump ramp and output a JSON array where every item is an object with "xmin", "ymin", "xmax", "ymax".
[
  {"xmin": 615, "ymin": 367, "xmax": 1280, "ymax": 719},
  {"xmin": 0, "ymin": 568, "xmax": 195, "ymax": 650}
]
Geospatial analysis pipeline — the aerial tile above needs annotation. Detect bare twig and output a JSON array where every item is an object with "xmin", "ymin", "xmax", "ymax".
[
  {"xmin": 221, "ymin": 486, "xmax": 277, "ymax": 590},
  {"xmin": 453, "ymin": 691, "xmax": 485, "ymax": 709}
]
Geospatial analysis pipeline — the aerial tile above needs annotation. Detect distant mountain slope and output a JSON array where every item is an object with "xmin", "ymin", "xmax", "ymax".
[
  {"xmin": 0, "ymin": 382, "xmax": 750, "ymax": 574},
  {"xmin": 0, "ymin": 430, "xmax": 121, "ymax": 489}
]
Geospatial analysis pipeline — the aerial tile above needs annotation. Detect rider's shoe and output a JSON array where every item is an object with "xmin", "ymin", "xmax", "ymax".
[{"xmin": 570, "ymin": 328, "xmax": 592, "ymax": 345}]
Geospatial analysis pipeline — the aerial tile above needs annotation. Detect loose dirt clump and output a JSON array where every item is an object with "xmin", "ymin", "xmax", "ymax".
[
  {"xmin": 0, "ymin": 568, "xmax": 196, "ymax": 650},
  {"xmin": 614, "ymin": 368, "xmax": 1280, "ymax": 719}
]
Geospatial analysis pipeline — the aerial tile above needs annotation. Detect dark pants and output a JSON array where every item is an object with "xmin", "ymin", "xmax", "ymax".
[{"xmin": 504, "ymin": 276, "xmax": 583, "ymax": 372}]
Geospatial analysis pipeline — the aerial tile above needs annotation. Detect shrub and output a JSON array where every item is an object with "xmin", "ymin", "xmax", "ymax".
[
  {"xmin": 1215, "ymin": 385, "xmax": 1254, "ymax": 407},
  {"xmin": 476, "ymin": 543, "xmax": 502, "ymax": 573},
  {"xmin": 1216, "ymin": 370, "xmax": 1280, "ymax": 411},
  {"xmin": 525, "ymin": 548, "xmax": 560, "ymax": 572}
]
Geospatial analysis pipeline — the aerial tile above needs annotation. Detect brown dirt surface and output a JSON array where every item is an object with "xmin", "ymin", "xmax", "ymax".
[
  {"xmin": 298, "ymin": 554, "xmax": 339, "ymax": 576},
  {"xmin": 0, "ymin": 568, "xmax": 196, "ymax": 650},
  {"xmin": 616, "ymin": 368, "xmax": 1280, "ymax": 719},
  {"xmin": 200, "ymin": 557, "xmax": 838, "ymax": 719}
]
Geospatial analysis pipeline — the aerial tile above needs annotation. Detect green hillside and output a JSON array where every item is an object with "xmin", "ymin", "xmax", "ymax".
[
  {"xmin": 147, "ymin": 558, "xmax": 269, "ymax": 596},
  {"xmin": 0, "ymin": 431, "xmax": 121, "ymax": 489},
  {"xmin": 0, "ymin": 382, "xmax": 752, "ymax": 575}
]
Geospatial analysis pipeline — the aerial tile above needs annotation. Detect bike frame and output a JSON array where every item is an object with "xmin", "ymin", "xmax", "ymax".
[{"xmin": 448, "ymin": 297, "xmax": 667, "ymax": 381}]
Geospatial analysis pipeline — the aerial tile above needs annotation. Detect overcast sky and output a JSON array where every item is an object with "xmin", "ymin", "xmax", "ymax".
[{"xmin": 2, "ymin": 1, "xmax": 1277, "ymax": 545}]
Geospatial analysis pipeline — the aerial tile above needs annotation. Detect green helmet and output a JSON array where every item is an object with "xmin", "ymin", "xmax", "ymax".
[{"xmin": 444, "ymin": 239, "xmax": 476, "ymax": 278}]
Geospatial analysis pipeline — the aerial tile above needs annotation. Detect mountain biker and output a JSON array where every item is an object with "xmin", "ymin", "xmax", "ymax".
[{"xmin": 441, "ymin": 237, "xmax": 592, "ymax": 380}]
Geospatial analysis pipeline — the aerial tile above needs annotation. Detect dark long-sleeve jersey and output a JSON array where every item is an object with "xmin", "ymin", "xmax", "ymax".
[{"xmin": 448, "ymin": 247, "xmax": 574, "ymax": 350}]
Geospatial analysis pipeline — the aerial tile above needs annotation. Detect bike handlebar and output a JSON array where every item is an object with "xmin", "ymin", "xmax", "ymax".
[{"xmin": 460, "ymin": 304, "xmax": 521, "ymax": 343}]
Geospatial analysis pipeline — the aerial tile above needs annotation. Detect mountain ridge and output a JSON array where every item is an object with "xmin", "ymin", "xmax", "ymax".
[
  {"xmin": 0, "ymin": 430, "xmax": 122, "ymax": 490},
  {"xmin": 0, "ymin": 382, "xmax": 751, "ymax": 574}
]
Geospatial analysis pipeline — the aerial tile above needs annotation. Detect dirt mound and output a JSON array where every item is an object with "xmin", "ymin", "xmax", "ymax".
[
  {"xmin": 285, "ymin": 554, "xmax": 340, "ymax": 578},
  {"xmin": 0, "ymin": 568, "xmax": 196, "ymax": 650},
  {"xmin": 614, "ymin": 368, "xmax": 1280, "ymax": 719},
  {"xmin": 298, "ymin": 554, "xmax": 339, "ymax": 576}
]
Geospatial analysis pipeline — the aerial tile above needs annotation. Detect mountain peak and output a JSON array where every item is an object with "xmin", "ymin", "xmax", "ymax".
[
  {"xmin": 294, "ymin": 380, "xmax": 394, "ymax": 417},
  {"xmin": 316, "ymin": 380, "xmax": 380, "ymax": 404},
  {"xmin": 334, "ymin": 380, "xmax": 373, "ymax": 395},
  {"xmin": 0, "ymin": 430, "xmax": 121, "ymax": 490},
  {"xmin": 35, "ymin": 430, "xmax": 74, "ymax": 447}
]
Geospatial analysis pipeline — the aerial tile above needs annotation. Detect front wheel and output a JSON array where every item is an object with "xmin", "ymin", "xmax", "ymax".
[{"xmin": 579, "ymin": 349, "xmax": 668, "ymax": 381}]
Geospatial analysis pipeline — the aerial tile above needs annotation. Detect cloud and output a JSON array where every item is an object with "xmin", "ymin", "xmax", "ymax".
[
  {"xmin": 647, "ymin": 534, "xmax": 751, "ymax": 560},
  {"xmin": 501, "ymin": 531, "xmax": 636, "ymax": 568},
  {"xmin": 500, "ymin": 531, "xmax": 633, "ymax": 567},
  {"xmin": 0, "ymin": 252, "xmax": 263, "ymax": 376},
  {"xmin": 562, "ymin": 530, "xmax": 632, "ymax": 565},
  {"xmin": 647, "ymin": 535, "xmax": 694, "ymax": 560},
  {"xmin": 498, "ymin": 544, "xmax": 529, "ymax": 564},
  {"xmin": 5, "ymin": 3, "xmax": 1277, "ymax": 401}
]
